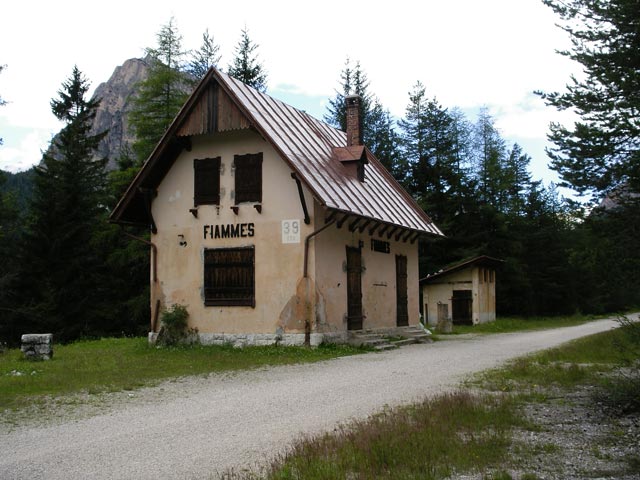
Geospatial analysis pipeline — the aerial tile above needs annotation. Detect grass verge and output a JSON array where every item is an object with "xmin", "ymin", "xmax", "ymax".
[
  {"xmin": 0, "ymin": 338, "xmax": 366, "ymax": 413},
  {"xmin": 447, "ymin": 313, "xmax": 605, "ymax": 335},
  {"xmin": 237, "ymin": 320, "xmax": 639, "ymax": 480}
]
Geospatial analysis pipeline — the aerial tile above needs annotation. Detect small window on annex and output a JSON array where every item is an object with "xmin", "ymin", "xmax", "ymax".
[
  {"xmin": 234, "ymin": 153, "xmax": 262, "ymax": 203},
  {"xmin": 194, "ymin": 157, "xmax": 221, "ymax": 206},
  {"xmin": 204, "ymin": 247, "xmax": 255, "ymax": 307}
]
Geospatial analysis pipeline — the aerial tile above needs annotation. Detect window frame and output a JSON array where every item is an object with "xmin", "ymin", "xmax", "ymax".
[{"xmin": 204, "ymin": 246, "xmax": 255, "ymax": 307}]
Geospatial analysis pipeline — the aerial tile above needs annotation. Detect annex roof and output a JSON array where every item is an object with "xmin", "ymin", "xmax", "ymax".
[
  {"xmin": 110, "ymin": 68, "xmax": 442, "ymax": 238},
  {"xmin": 420, "ymin": 256, "xmax": 504, "ymax": 284}
]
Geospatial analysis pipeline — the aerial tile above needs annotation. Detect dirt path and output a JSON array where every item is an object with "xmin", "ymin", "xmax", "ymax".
[{"xmin": 0, "ymin": 319, "xmax": 621, "ymax": 480}]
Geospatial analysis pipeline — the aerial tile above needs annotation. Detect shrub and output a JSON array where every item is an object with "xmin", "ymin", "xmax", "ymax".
[
  {"xmin": 597, "ymin": 315, "xmax": 640, "ymax": 414},
  {"xmin": 156, "ymin": 304, "xmax": 196, "ymax": 347}
]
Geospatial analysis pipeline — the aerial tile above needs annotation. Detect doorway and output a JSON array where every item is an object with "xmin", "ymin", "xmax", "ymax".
[
  {"xmin": 346, "ymin": 246, "xmax": 363, "ymax": 330},
  {"xmin": 452, "ymin": 290, "xmax": 472, "ymax": 325},
  {"xmin": 396, "ymin": 255, "xmax": 408, "ymax": 326}
]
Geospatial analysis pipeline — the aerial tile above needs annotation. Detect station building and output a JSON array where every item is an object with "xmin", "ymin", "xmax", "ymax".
[{"xmin": 110, "ymin": 68, "xmax": 443, "ymax": 345}]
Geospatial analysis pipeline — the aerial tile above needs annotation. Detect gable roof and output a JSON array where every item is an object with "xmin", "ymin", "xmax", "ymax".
[
  {"xmin": 420, "ymin": 256, "xmax": 504, "ymax": 284},
  {"xmin": 110, "ymin": 68, "xmax": 442, "ymax": 238}
]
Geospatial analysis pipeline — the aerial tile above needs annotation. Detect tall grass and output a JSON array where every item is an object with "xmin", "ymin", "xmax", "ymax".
[
  {"xmin": 257, "ymin": 392, "xmax": 523, "ymax": 480},
  {"xmin": 0, "ymin": 338, "xmax": 365, "ymax": 412},
  {"xmin": 244, "ymin": 321, "xmax": 640, "ymax": 480}
]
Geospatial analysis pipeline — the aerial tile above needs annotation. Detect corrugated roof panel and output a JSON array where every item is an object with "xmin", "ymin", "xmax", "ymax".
[{"xmin": 215, "ymin": 71, "xmax": 442, "ymax": 236}]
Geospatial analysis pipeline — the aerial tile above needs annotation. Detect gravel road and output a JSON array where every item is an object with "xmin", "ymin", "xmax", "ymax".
[{"xmin": 0, "ymin": 319, "xmax": 622, "ymax": 480}]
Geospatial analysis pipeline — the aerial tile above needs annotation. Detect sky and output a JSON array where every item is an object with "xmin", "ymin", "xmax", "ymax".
[{"xmin": 0, "ymin": 0, "xmax": 580, "ymax": 189}]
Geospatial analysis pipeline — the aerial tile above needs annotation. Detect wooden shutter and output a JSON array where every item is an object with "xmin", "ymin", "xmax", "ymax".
[
  {"xmin": 194, "ymin": 157, "xmax": 220, "ymax": 206},
  {"xmin": 234, "ymin": 153, "xmax": 262, "ymax": 203},
  {"xmin": 204, "ymin": 247, "xmax": 255, "ymax": 307}
]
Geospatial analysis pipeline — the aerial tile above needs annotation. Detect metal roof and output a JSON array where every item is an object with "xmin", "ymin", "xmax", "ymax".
[
  {"xmin": 420, "ymin": 256, "xmax": 504, "ymax": 284},
  {"xmin": 110, "ymin": 68, "xmax": 443, "ymax": 237}
]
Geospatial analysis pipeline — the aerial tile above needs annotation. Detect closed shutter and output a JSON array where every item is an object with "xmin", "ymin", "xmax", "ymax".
[
  {"xmin": 204, "ymin": 247, "xmax": 255, "ymax": 307},
  {"xmin": 194, "ymin": 157, "xmax": 220, "ymax": 206},
  {"xmin": 234, "ymin": 153, "xmax": 262, "ymax": 203}
]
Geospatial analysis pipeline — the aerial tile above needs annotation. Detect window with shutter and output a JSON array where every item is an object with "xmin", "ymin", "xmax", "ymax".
[
  {"xmin": 234, "ymin": 153, "xmax": 262, "ymax": 204},
  {"xmin": 194, "ymin": 157, "xmax": 220, "ymax": 206},
  {"xmin": 204, "ymin": 247, "xmax": 255, "ymax": 307}
]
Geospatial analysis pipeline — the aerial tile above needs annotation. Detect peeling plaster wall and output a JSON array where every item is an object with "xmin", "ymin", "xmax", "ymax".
[
  {"xmin": 312, "ymin": 207, "xmax": 421, "ymax": 332},
  {"xmin": 151, "ymin": 130, "xmax": 315, "ymax": 336}
]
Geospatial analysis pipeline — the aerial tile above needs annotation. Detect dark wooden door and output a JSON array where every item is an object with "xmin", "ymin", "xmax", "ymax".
[
  {"xmin": 452, "ymin": 290, "xmax": 472, "ymax": 325},
  {"xmin": 396, "ymin": 255, "xmax": 409, "ymax": 326},
  {"xmin": 346, "ymin": 246, "xmax": 363, "ymax": 330}
]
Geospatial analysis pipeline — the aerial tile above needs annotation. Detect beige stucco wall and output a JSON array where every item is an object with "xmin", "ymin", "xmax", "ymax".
[
  {"xmin": 312, "ymin": 208, "xmax": 421, "ymax": 333},
  {"xmin": 150, "ymin": 129, "xmax": 424, "ymax": 343},
  {"xmin": 422, "ymin": 269, "xmax": 472, "ymax": 326},
  {"xmin": 422, "ymin": 266, "xmax": 496, "ymax": 326},
  {"xmin": 475, "ymin": 267, "xmax": 497, "ymax": 323},
  {"xmin": 151, "ymin": 130, "xmax": 316, "ymax": 337}
]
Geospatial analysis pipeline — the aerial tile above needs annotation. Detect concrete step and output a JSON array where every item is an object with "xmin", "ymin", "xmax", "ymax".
[
  {"xmin": 389, "ymin": 338, "xmax": 417, "ymax": 347},
  {"xmin": 374, "ymin": 343, "xmax": 399, "ymax": 351}
]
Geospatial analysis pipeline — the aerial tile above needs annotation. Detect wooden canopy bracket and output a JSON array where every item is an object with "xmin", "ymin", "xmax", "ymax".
[
  {"xmin": 348, "ymin": 218, "xmax": 361, "ymax": 232},
  {"xmin": 336, "ymin": 214, "xmax": 349, "ymax": 229}
]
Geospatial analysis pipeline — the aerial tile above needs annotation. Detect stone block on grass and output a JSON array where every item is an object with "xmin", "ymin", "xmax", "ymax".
[{"xmin": 21, "ymin": 333, "xmax": 54, "ymax": 360}]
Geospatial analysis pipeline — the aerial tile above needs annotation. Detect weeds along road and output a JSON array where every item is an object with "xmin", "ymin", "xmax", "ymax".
[{"xmin": 0, "ymin": 319, "xmax": 621, "ymax": 480}]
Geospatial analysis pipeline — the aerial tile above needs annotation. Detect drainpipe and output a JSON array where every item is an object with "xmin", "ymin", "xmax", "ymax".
[
  {"xmin": 120, "ymin": 227, "xmax": 159, "ymax": 332},
  {"xmin": 302, "ymin": 219, "xmax": 336, "ymax": 346},
  {"xmin": 291, "ymin": 173, "xmax": 311, "ymax": 225}
]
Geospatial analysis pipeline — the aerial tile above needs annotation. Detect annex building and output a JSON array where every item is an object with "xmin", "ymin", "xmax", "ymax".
[
  {"xmin": 110, "ymin": 68, "xmax": 443, "ymax": 345},
  {"xmin": 421, "ymin": 256, "xmax": 502, "ymax": 327}
]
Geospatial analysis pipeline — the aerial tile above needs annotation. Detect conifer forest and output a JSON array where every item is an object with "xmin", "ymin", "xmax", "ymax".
[{"xmin": 1, "ymin": 0, "xmax": 638, "ymax": 345}]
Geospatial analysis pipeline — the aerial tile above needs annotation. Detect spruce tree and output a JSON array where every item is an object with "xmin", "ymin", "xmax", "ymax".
[
  {"xmin": 473, "ymin": 108, "xmax": 508, "ymax": 208},
  {"xmin": 188, "ymin": 29, "xmax": 222, "ymax": 80},
  {"xmin": 367, "ymin": 101, "xmax": 406, "ymax": 185},
  {"xmin": 325, "ymin": 58, "xmax": 372, "ymax": 138},
  {"xmin": 504, "ymin": 143, "xmax": 532, "ymax": 215},
  {"xmin": 324, "ymin": 59, "xmax": 402, "ymax": 177},
  {"xmin": 227, "ymin": 28, "xmax": 268, "ymax": 92},
  {"xmin": 129, "ymin": 18, "xmax": 190, "ymax": 163},
  {"xmin": 539, "ymin": 0, "xmax": 640, "ymax": 198},
  {"xmin": 19, "ymin": 67, "xmax": 108, "ymax": 341},
  {"xmin": 0, "ymin": 64, "xmax": 6, "ymax": 145},
  {"xmin": 0, "ymin": 170, "xmax": 20, "ymax": 343},
  {"xmin": 398, "ymin": 82, "xmax": 466, "ymax": 221}
]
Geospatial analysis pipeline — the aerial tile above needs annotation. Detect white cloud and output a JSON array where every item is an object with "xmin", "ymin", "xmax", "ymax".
[
  {"xmin": 1, "ymin": 0, "xmax": 583, "ymax": 180},
  {"xmin": 0, "ymin": 129, "xmax": 53, "ymax": 172}
]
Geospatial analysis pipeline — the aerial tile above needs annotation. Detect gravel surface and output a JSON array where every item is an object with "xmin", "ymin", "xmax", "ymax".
[{"xmin": 0, "ymin": 319, "xmax": 621, "ymax": 480}]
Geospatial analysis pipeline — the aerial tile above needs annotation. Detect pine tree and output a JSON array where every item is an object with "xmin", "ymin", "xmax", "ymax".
[
  {"xmin": 473, "ymin": 108, "xmax": 508, "ymax": 208},
  {"xmin": 19, "ymin": 67, "xmax": 108, "ymax": 341},
  {"xmin": 129, "ymin": 18, "xmax": 190, "ymax": 163},
  {"xmin": 367, "ymin": 100, "xmax": 406, "ymax": 185},
  {"xmin": 324, "ymin": 59, "xmax": 403, "ymax": 179},
  {"xmin": 539, "ymin": 0, "xmax": 640, "ymax": 198},
  {"xmin": 227, "ymin": 28, "xmax": 267, "ymax": 92},
  {"xmin": 188, "ymin": 29, "xmax": 222, "ymax": 80},
  {"xmin": 325, "ymin": 58, "xmax": 372, "ymax": 133},
  {"xmin": 398, "ymin": 82, "xmax": 466, "ymax": 223},
  {"xmin": 0, "ymin": 170, "xmax": 20, "ymax": 343},
  {"xmin": 0, "ymin": 64, "xmax": 7, "ymax": 145},
  {"xmin": 504, "ymin": 143, "xmax": 532, "ymax": 215}
]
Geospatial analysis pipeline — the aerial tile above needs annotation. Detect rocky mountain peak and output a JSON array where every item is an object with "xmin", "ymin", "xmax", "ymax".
[{"xmin": 90, "ymin": 57, "xmax": 151, "ymax": 169}]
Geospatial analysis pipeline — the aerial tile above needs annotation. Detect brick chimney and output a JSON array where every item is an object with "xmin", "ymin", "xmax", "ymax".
[{"xmin": 345, "ymin": 95, "xmax": 362, "ymax": 146}]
